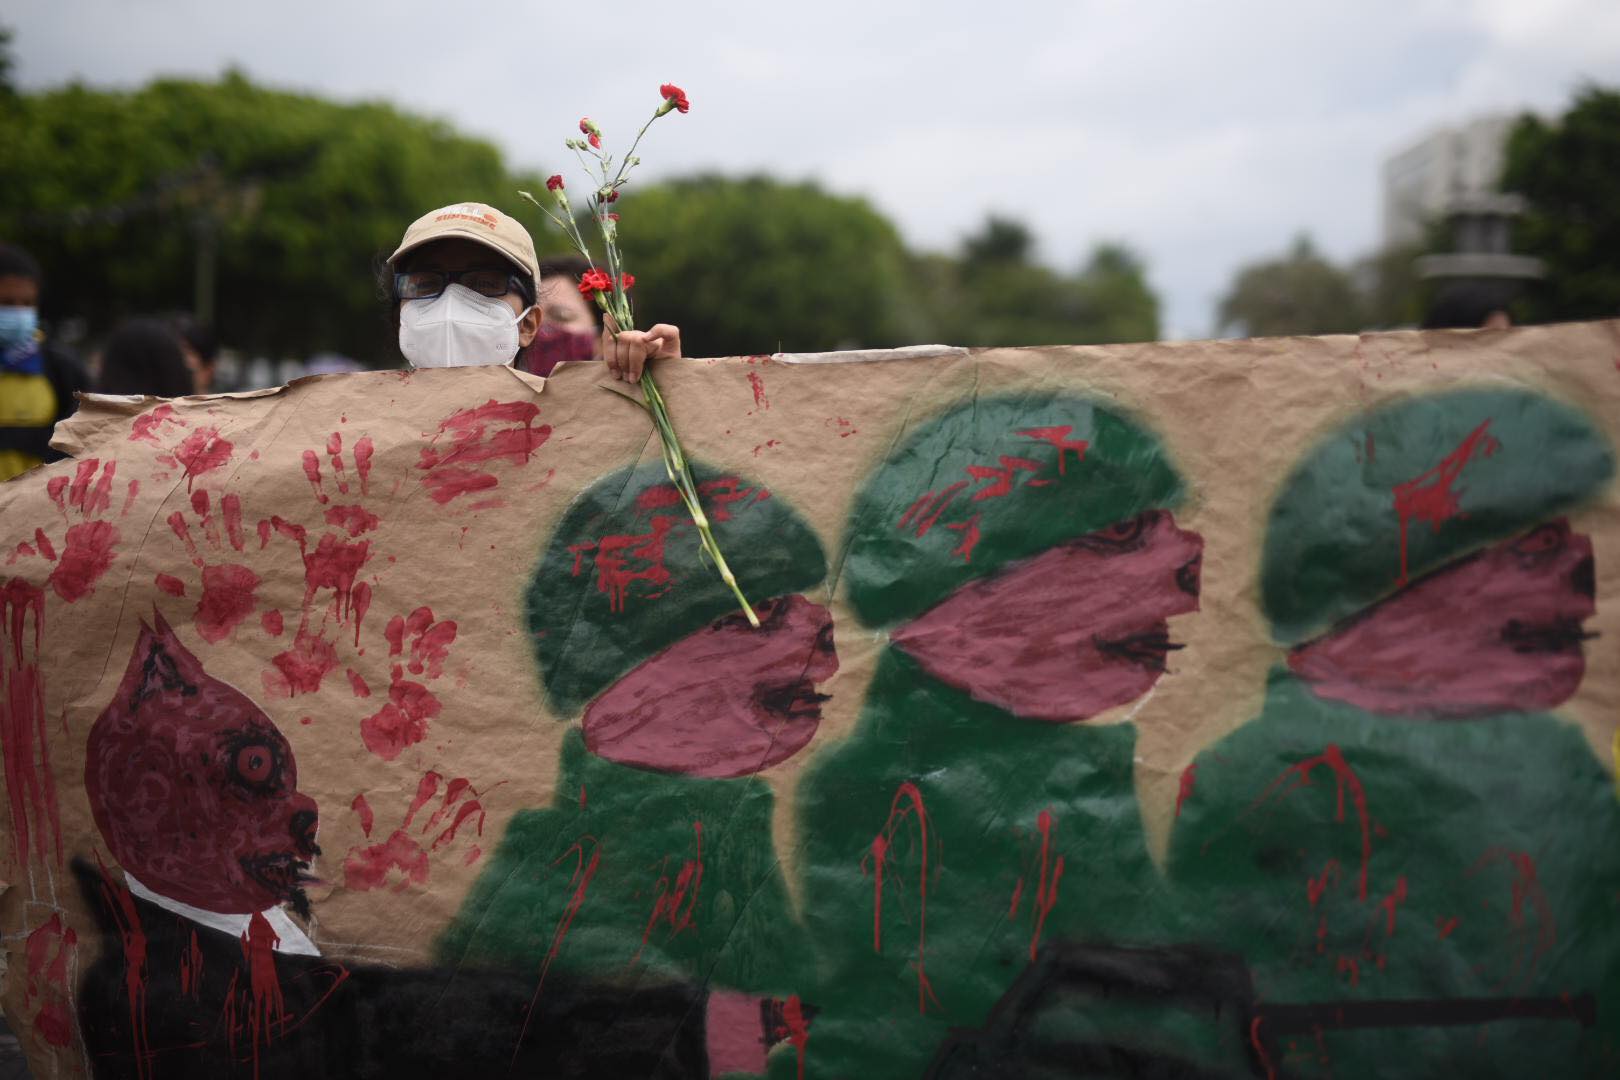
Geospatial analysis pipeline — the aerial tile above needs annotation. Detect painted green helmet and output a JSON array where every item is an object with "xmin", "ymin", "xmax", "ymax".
[
  {"xmin": 1262, "ymin": 387, "xmax": 1614, "ymax": 645},
  {"xmin": 528, "ymin": 460, "xmax": 828, "ymax": 715},
  {"xmin": 843, "ymin": 392, "xmax": 1187, "ymax": 628}
]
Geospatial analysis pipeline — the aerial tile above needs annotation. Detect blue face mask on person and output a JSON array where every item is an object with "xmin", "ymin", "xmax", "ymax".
[{"xmin": 0, "ymin": 306, "xmax": 39, "ymax": 350}]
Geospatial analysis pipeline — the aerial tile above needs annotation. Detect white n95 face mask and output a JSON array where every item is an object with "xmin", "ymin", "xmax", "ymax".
[{"xmin": 399, "ymin": 283, "xmax": 530, "ymax": 369}]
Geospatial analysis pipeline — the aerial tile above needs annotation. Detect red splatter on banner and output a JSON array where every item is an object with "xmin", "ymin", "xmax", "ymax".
[
  {"xmin": 1391, "ymin": 419, "xmax": 1498, "ymax": 585},
  {"xmin": 23, "ymin": 913, "xmax": 77, "ymax": 1047},
  {"xmin": 862, "ymin": 781, "xmax": 940, "ymax": 1014},
  {"xmin": 2, "ymin": 580, "xmax": 60, "ymax": 868},
  {"xmin": 418, "ymin": 400, "xmax": 550, "ymax": 505},
  {"xmin": 1174, "ymin": 762, "xmax": 1198, "ymax": 818},
  {"xmin": 514, "ymin": 837, "xmax": 600, "ymax": 1065},
  {"xmin": 194, "ymin": 563, "xmax": 261, "ymax": 643},
  {"xmin": 47, "ymin": 520, "xmax": 119, "ymax": 602},
  {"xmin": 154, "ymin": 573, "xmax": 186, "ymax": 597},
  {"xmin": 1251, "ymin": 744, "xmax": 1373, "ymax": 900},
  {"xmin": 173, "ymin": 427, "xmax": 233, "ymax": 490},
  {"xmin": 747, "ymin": 370, "xmax": 769, "ymax": 409},
  {"xmin": 634, "ymin": 822, "xmax": 704, "ymax": 964},
  {"xmin": 264, "ymin": 629, "xmax": 339, "ymax": 698}
]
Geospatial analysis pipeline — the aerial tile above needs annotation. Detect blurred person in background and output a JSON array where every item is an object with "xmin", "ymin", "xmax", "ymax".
[
  {"xmin": 171, "ymin": 313, "xmax": 223, "ymax": 392},
  {"xmin": 95, "ymin": 318, "xmax": 196, "ymax": 398},
  {"xmin": 0, "ymin": 242, "xmax": 91, "ymax": 481},
  {"xmin": 386, "ymin": 202, "xmax": 680, "ymax": 381},
  {"xmin": 520, "ymin": 254, "xmax": 602, "ymax": 377}
]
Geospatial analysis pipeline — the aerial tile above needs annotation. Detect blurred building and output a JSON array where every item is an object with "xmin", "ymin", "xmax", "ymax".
[{"xmin": 1381, "ymin": 114, "xmax": 1519, "ymax": 247}]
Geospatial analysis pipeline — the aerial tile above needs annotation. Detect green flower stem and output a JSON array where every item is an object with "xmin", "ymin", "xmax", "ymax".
[
  {"xmin": 526, "ymin": 96, "xmax": 757, "ymax": 627},
  {"xmin": 640, "ymin": 369, "xmax": 759, "ymax": 627}
]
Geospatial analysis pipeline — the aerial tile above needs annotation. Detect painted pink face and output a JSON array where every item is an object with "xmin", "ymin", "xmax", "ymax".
[
  {"xmin": 85, "ymin": 615, "xmax": 320, "ymax": 916},
  {"xmin": 582, "ymin": 594, "xmax": 838, "ymax": 778},
  {"xmin": 1289, "ymin": 520, "xmax": 1596, "ymax": 716},
  {"xmin": 891, "ymin": 509, "xmax": 1204, "ymax": 722}
]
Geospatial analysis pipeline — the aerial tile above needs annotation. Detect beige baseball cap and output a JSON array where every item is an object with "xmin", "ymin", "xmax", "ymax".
[{"xmin": 388, "ymin": 202, "xmax": 539, "ymax": 293}]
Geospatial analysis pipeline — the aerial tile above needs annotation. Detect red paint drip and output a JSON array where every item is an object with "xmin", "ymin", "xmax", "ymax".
[
  {"xmin": 782, "ymin": 995, "xmax": 811, "ymax": 1080},
  {"xmin": 569, "ymin": 516, "xmax": 678, "ymax": 612},
  {"xmin": 222, "ymin": 493, "xmax": 245, "ymax": 551},
  {"xmin": 1016, "ymin": 426, "xmax": 1090, "ymax": 474},
  {"xmin": 1391, "ymin": 419, "xmax": 1499, "ymax": 585},
  {"xmin": 1467, "ymin": 847, "xmax": 1556, "ymax": 989},
  {"xmin": 154, "ymin": 573, "xmax": 186, "ymax": 597},
  {"xmin": 351, "ymin": 793, "xmax": 375, "ymax": 837},
  {"xmin": 1250, "ymin": 1016, "xmax": 1276, "ymax": 1080},
  {"xmin": 46, "ymin": 475, "xmax": 68, "ymax": 514},
  {"xmin": 167, "ymin": 511, "xmax": 204, "ymax": 568},
  {"xmin": 1025, "ymin": 809, "xmax": 1065, "ymax": 961},
  {"xmin": 634, "ymin": 821, "xmax": 704, "ymax": 964},
  {"xmin": 353, "ymin": 436, "xmax": 374, "ymax": 494},
  {"xmin": 121, "ymin": 478, "xmax": 140, "ymax": 517},
  {"xmin": 1336, "ymin": 954, "xmax": 1361, "ymax": 987},
  {"xmin": 93, "ymin": 860, "xmax": 150, "ymax": 1077},
  {"xmin": 180, "ymin": 930, "xmax": 204, "ymax": 1000},
  {"xmin": 237, "ymin": 911, "xmax": 286, "ymax": 1073},
  {"xmin": 1437, "ymin": 916, "xmax": 1459, "ymax": 939},
  {"xmin": 48, "ymin": 520, "xmax": 119, "ymax": 601},
  {"xmin": 403, "ymin": 771, "xmax": 442, "ymax": 829},
  {"xmin": 1377, "ymin": 875, "xmax": 1408, "ymax": 936},
  {"xmin": 302, "ymin": 534, "xmax": 371, "ymax": 625},
  {"xmin": 747, "ymin": 370, "xmax": 769, "ymax": 409},
  {"xmin": 195, "ymin": 563, "xmax": 261, "ymax": 643},
  {"xmin": 327, "ymin": 432, "xmax": 350, "ymax": 494},
  {"xmin": 514, "ymin": 837, "xmax": 600, "ymax": 1066},
  {"xmin": 260, "ymin": 610, "xmax": 284, "ymax": 637},
  {"xmin": 346, "ymin": 668, "xmax": 371, "ymax": 698},
  {"xmin": 1252, "ymin": 745, "xmax": 1372, "ymax": 900},
  {"xmin": 2, "ymin": 579, "xmax": 61, "ymax": 867},
  {"xmin": 301, "ymin": 450, "xmax": 328, "ymax": 504},
  {"xmin": 32, "ymin": 529, "xmax": 54, "ymax": 561},
  {"xmin": 861, "ymin": 781, "xmax": 940, "ymax": 1014},
  {"xmin": 1175, "ymin": 762, "xmax": 1198, "ymax": 818}
]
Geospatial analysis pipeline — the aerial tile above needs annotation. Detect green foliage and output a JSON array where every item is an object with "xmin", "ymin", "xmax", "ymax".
[
  {"xmin": 0, "ymin": 73, "xmax": 548, "ymax": 364},
  {"xmin": 919, "ymin": 219, "xmax": 1160, "ymax": 347},
  {"xmin": 1216, "ymin": 233, "xmax": 1365, "ymax": 337},
  {"xmin": 601, "ymin": 174, "xmax": 918, "ymax": 356},
  {"xmin": 1501, "ymin": 85, "xmax": 1620, "ymax": 322}
]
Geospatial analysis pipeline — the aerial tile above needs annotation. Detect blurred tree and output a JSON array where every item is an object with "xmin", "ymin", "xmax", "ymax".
[
  {"xmin": 0, "ymin": 25, "xmax": 15, "ymax": 97},
  {"xmin": 1352, "ymin": 238, "xmax": 1428, "ymax": 329},
  {"xmin": 1500, "ymin": 84, "xmax": 1620, "ymax": 322},
  {"xmin": 961, "ymin": 215, "xmax": 1035, "ymax": 270},
  {"xmin": 921, "ymin": 216, "xmax": 1160, "ymax": 346},
  {"xmin": 0, "ymin": 72, "xmax": 550, "ymax": 364},
  {"xmin": 605, "ymin": 175, "xmax": 918, "ymax": 356},
  {"xmin": 1216, "ymin": 234, "xmax": 1364, "ymax": 337}
]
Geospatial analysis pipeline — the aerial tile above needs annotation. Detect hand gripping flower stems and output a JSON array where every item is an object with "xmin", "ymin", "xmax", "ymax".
[{"xmin": 520, "ymin": 84, "xmax": 759, "ymax": 627}]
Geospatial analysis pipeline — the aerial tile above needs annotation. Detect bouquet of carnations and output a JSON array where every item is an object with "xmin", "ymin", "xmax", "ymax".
[{"xmin": 520, "ymin": 84, "xmax": 761, "ymax": 627}]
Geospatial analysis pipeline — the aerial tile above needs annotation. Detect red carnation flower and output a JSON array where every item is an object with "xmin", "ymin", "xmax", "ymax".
[
  {"xmin": 578, "ymin": 268, "xmax": 614, "ymax": 296},
  {"xmin": 620, "ymin": 273, "xmax": 636, "ymax": 291},
  {"xmin": 604, "ymin": 190, "xmax": 619, "ymax": 203},
  {"xmin": 545, "ymin": 174, "xmax": 565, "ymax": 191},
  {"xmin": 579, "ymin": 118, "xmax": 603, "ymax": 149},
  {"xmin": 659, "ymin": 83, "xmax": 691, "ymax": 114}
]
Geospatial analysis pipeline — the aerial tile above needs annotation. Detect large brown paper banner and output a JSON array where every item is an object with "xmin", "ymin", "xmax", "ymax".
[{"xmin": 3, "ymin": 321, "xmax": 1620, "ymax": 1078}]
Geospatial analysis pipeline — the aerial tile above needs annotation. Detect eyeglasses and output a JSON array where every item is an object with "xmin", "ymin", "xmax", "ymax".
[{"xmin": 394, "ymin": 269, "xmax": 532, "ymax": 303}]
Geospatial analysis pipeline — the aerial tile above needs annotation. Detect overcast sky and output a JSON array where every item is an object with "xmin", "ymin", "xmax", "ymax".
[{"xmin": 11, "ymin": 0, "xmax": 1620, "ymax": 338}]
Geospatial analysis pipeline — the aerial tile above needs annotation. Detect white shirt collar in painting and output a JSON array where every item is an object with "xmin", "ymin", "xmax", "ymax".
[{"xmin": 124, "ymin": 872, "xmax": 320, "ymax": 957}]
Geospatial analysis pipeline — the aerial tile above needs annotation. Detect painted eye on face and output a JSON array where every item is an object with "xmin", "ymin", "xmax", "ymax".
[
  {"xmin": 1510, "ymin": 522, "xmax": 1568, "ymax": 565},
  {"xmin": 1072, "ymin": 510, "xmax": 1160, "ymax": 553},
  {"xmin": 227, "ymin": 738, "xmax": 283, "ymax": 792}
]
